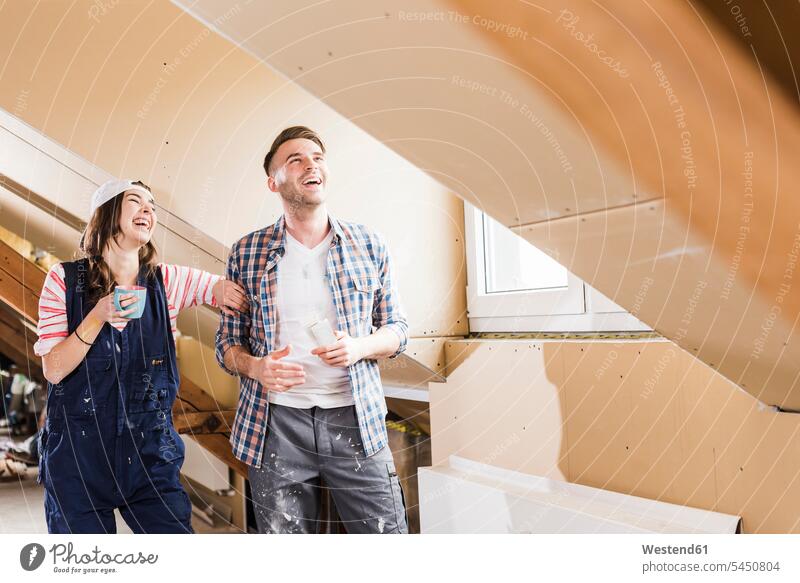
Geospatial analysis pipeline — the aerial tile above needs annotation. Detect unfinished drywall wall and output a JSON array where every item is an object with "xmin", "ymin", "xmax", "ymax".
[
  {"xmin": 173, "ymin": 0, "xmax": 800, "ymax": 410},
  {"xmin": 0, "ymin": 0, "xmax": 467, "ymax": 344},
  {"xmin": 432, "ymin": 339, "xmax": 800, "ymax": 533}
]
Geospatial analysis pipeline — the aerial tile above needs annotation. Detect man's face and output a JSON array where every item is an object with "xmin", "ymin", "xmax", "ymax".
[{"xmin": 268, "ymin": 138, "xmax": 329, "ymax": 208}]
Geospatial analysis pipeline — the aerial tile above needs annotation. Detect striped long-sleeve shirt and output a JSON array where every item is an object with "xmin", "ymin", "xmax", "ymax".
[{"xmin": 34, "ymin": 262, "xmax": 220, "ymax": 356}]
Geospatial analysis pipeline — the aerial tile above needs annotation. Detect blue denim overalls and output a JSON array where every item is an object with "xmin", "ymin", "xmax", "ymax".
[{"xmin": 39, "ymin": 258, "xmax": 193, "ymax": 533}]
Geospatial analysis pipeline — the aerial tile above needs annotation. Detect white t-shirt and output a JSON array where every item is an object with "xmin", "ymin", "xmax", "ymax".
[{"xmin": 268, "ymin": 228, "xmax": 354, "ymax": 409}]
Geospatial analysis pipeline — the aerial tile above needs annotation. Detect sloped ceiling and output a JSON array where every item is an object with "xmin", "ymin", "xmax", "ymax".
[{"xmin": 174, "ymin": 0, "xmax": 800, "ymax": 408}]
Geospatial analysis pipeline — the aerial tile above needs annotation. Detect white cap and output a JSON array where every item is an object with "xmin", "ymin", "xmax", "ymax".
[
  {"xmin": 80, "ymin": 179, "xmax": 153, "ymax": 250},
  {"xmin": 90, "ymin": 179, "xmax": 152, "ymax": 216}
]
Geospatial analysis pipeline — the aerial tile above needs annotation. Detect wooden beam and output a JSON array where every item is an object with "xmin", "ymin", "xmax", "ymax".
[
  {"xmin": 443, "ymin": 0, "xmax": 800, "ymax": 317},
  {"xmin": 693, "ymin": 0, "xmax": 800, "ymax": 103},
  {"xmin": 0, "ymin": 173, "xmax": 86, "ymax": 233},
  {"xmin": 0, "ymin": 268, "xmax": 39, "ymax": 323},
  {"xmin": 173, "ymin": 410, "xmax": 236, "ymax": 435},
  {"xmin": 193, "ymin": 434, "xmax": 249, "ymax": 479},
  {"xmin": 0, "ymin": 308, "xmax": 36, "ymax": 351},
  {"xmin": 0, "ymin": 336, "xmax": 43, "ymax": 380},
  {"xmin": 0, "ymin": 238, "xmax": 46, "ymax": 292},
  {"xmin": 409, "ymin": 0, "xmax": 800, "ymax": 407},
  {"xmin": 172, "ymin": 377, "xmax": 248, "ymax": 477},
  {"xmin": 0, "ymin": 319, "xmax": 35, "ymax": 360},
  {"xmin": 0, "ymin": 238, "xmax": 45, "ymax": 324},
  {"xmin": 175, "ymin": 375, "xmax": 223, "ymax": 411},
  {"xmin": 0, "ymin": 307, "xmax": 43, "ymax": 380}
]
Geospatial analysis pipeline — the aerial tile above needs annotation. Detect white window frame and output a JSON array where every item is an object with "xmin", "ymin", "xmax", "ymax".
[{"xmin": 464, "ymin": 203, "xmax": 650, "ymax": 333}]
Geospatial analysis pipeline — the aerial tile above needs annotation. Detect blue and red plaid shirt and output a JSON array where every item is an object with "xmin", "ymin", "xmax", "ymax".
[{"xmin": 215, "ymin": 213, "xmax": 408, "ymax": 467}]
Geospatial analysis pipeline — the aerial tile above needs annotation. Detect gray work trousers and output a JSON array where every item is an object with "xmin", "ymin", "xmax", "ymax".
[{"xmin": 248, "ymin": 403, "xmax": 408, "ymax": 534}]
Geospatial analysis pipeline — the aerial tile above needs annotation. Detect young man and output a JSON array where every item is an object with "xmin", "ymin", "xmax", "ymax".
[{"xmin": 215, "ymin": 126, "xmax": 409, "ymax": 534}]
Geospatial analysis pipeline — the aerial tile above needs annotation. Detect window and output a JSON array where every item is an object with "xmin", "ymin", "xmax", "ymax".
[
  {"xmin": 482, "ymin": 211, "xmax": 569, "ymax": 293},
  {"xmin": 464, "ymin": 203, "xmax": 650, "ymax": 333}
]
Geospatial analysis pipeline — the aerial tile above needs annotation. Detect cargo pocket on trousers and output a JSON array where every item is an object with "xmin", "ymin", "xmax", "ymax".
[
  {"xmin": 387, "ymin": 461, "xmax": 408, "ymax": 533},
  {"xmin": 36, "ymin": 427, "xmax": 47, "ymax": 485},
  {"xmin": 77, "ymin": 356, "xmax": 113, "ymax": 415},
  {"xmin": 129, "ymin": 387, "xmax": 169, "ymax": 414},
  {"xmin": 38, "ymin": 427, "xmax": 63, "ymax": 486},
  {"xmin": 130, "ymin": 354, "xmax": 170, "ymax": 414},
  {"xmin": 136, "ymin": 412, "xmax": 183, "ymax": 467},
  {"xmin": 158, "ymin": 422, "xmax": 184, "ymax": 464}
]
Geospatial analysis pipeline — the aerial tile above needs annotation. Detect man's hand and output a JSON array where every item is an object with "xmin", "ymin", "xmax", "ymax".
[
  {"xmin": 311, "ymin": 330, "xmax": 363, "ymax": 368},
  {"xmin": 251, "ymin": 345, "xmax": 306, "ymax": 392}
]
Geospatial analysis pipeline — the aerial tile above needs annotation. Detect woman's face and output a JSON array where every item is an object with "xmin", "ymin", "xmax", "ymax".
[{"xmin": 117, "ymin": 190, "xmax": 157, "ymax": 247}]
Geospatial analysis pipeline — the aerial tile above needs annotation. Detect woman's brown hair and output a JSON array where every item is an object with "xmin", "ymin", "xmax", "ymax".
[{"xmin": 80, "ymin": 180, "xmax": 158, "ymax": 304}]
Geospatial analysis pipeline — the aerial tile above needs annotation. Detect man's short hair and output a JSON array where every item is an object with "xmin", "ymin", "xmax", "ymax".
[{"xmin": 263, "ymin": 126, "xmax": 326, "ymax": 176}]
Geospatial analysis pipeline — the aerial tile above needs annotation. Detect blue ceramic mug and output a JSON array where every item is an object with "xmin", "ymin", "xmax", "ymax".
[{"xmin": 114, "ymin": 285, "xmax": 147, "ymax": 319}]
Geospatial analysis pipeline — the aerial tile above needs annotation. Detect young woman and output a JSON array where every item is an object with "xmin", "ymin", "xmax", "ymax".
[{"xmin": 34, "ymin": 179, "xmax": 248, "ymax": 534}]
